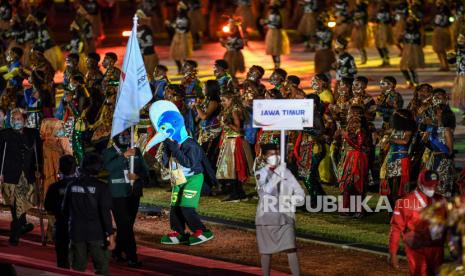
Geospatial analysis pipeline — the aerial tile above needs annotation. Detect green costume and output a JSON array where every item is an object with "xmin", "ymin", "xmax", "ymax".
[{"xmin": 171, "ymin": 173, "xmax": 204, "ymax": 208}]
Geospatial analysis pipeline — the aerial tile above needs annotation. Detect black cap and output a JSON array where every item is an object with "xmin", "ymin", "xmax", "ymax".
[
  {"xmin": 287, "ymin": 75, "xmax": 300, "ymax": 86},
  {"xmin": 87, "ymin": 52, "xmax": 101, "ymax": 63},
  {"xmin": 260, "ymin": 143, "xmax": 279, "ymax": 153}
]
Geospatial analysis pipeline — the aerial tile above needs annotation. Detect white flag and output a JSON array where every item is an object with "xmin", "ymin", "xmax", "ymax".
[{"xmin": 111, "ymin": 16, "xmax": 152, "ymax": 138}]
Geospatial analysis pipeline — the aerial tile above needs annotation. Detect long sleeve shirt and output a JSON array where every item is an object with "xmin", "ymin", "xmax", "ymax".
[
  {"xmin": 0, "ymin": 128, "xmax": 42, "ymax": 184},
  {"xmin": 103, "ymin": 145, "xmax": 149, "ymax": 198},
  {"xmin": 162, "ymin": 138, "xmax": 204, "ymax": 176},
  {"xmin": 255, "ymin": 166, "xmax": 305, "ymax": 226},
  {"xmin": 62, "ymin": 175, "xmax": 114, "ymax": 243},
  {"xmin": 389, "ymin": 189, "xmax": 443, "ymax": 255}
]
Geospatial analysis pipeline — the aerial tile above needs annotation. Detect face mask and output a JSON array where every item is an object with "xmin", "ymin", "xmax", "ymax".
[
  {"xmin": 311, "ymin": 79, "xmax": 320, "ymax": 91},
  {"xmin": 69, "ymin": 83, "xmax": 77, "ymax": 91},
  {"xmin": 102, "ymin": 60, "xmax": 110, "ymax": 68},
  {"xmin": 420, "ymin": 185, "xmax": 435, "ymax": 198},
  {"xmin": 6, "ymin": 55, "xmax": 12, "ymax": 62},
  {"xmin": 55, "ymin": 129, "xmax": 66, "ymax": 137},
  {"xmin": 12, "ymin": 120, "xmax": 24, "ymax": 130},
  {"xmin": 118, "ymin": 135, "xmax": 131, "ymax": 146},
  {"xmin": 266, "ymin": 154, "xmax": 280, "ymax": 167}
]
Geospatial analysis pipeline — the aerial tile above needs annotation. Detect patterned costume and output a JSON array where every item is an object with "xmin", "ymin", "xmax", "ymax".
[
  {"xmin": 297, "ymin": 0, "xmax": 318, "ymax": 49},
  {"xmin": 151, "ymin": 76, "xmax": 169, "ymax": 101},
  {"xmin": 91, "ymin": 66, "xmax": 120, "ymax": 144},
  {"xmin": 393, "ymin": 1, "xmax": 408, "ymax": 46},
  {"xmin": 374, "ymin": 3, "xmax": 393, "ymax": 65},
  {"xmin": 137, "ymin": 24, "xmax": 159, "ymax": 78},
  {"xmin": 334, "ymin": 0, "xmax": 351, "ymax": 39},
  {"xmin": 377, "ymin": 90, "xmax": 404, "ymax": 130},
  {"xmin": 351, "ymin": 2, "xmax": 368, "ymax": 63},
  {"xmin": 338, "ymin": 129, "xmax": 369, "ymax": 210},
  {"xmin": 314, "ymin": 23, "xmax": 334, "ymax": 75},
  {"xmin": 169, "ymin": 7, "xmax": 193, "ymax": 62},
  {"xmin": 432, "ymin": 4, "xmax": 452, "ymax": 71},
  {"xmin": 24, "ymin": 88, "xmax": 42, "ymax": 129},
  {"xmin": 235, "ymin": 0, "xmax": 256, "ymax": 31},
  {"xmin": 452, "ymin": 44, "xmax": 465, "ymax": 109},
  {"xmin": 335, "ymin": 52, "xmax": 357, "ymax": 82},
  {"xmin": 222, "ymin": 25, "xmax": 245, "ymax": 77},
  {"xmin": 400, "ymin": 20, "xmax": 424, "ymax": 86},
  {"xmin": 425, "ymin": 126, "xmax": 455, "ymax": 198},
  {"xmin": 55, "ymin": 95, "xmax": 83, "ymax": 164},
  {"xmin": 294, "ymin": 113, "xmax": 325, "ymax": 199},
  {"xmin": 181, "ymin": 70, "xmax": 203, "ymax": 138},
  {"xmin": 34, "ymin": 16, "xmax": 64, "ymax": 72},
  {"xmin": 379, "ymin": 130, "xmax": 411, "ymax": 204},
  {"xmin": 216, "ymin": 107, "xmax": 253, "ymax": 182},
  {"xmin": 264, "ymin": 4, "xmax": 290, "ymax": 67}
]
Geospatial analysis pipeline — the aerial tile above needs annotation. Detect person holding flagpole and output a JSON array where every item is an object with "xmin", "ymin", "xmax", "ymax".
[{"xmin": 110, "ymin": 14, "xmax": 153, "ymax": 264}]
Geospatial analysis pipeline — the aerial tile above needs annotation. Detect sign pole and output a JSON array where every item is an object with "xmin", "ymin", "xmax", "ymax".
[{"xmin": 280, "ymin": 129, "xmax": 286, "ymax": 178}]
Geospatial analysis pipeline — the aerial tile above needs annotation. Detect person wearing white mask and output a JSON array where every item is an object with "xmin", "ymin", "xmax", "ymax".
[
  {"xmin": 255, "ymin": 143, "xmax": 305, "ymax": 276},
  {"xmin": 389, "ymin": 170, "xmax": 445, "ymax": 275},
  {"xmin": 0, "ymin": 108, "xmax": 42, "ymax": 245}
]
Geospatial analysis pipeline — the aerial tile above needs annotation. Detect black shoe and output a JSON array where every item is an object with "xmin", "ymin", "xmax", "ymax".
[
  {"xmin": 20, "ymin": 223, "xmax": 34, "ymax": 236},
  {"xmin": 8, "ymin": 236, "xmax": 19, "ymax": 246},
  {"xmin": 128, "ymin": 260, "xmax": 142, "ymax": 268},
  {"xmin": 112, "ymin": 254, "xmax": 126, "ymax": 264}
]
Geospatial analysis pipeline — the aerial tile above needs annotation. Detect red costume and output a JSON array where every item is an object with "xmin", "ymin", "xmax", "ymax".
[
  {"xmin": 389, "ymin": 178, "xmax": 444, "ymax": 275},
  {"xmin": 338, "ymin": 131, "xmax": 368, "ymax": 209}
]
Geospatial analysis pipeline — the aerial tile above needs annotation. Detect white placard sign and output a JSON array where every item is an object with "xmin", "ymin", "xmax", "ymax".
[{"xmin": 253, "ymin": 99, "xmax": 314, "ymax": 130}]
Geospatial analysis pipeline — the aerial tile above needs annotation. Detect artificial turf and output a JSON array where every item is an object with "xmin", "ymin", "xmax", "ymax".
[{"xmin": 140, "ymin": 184, "xmax": 392, "ymax": 250}]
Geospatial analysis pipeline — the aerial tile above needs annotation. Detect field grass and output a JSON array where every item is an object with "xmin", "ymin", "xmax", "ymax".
[{"xmin": 140, "ymin": 184, "xmax": 392, "ymax": 250}]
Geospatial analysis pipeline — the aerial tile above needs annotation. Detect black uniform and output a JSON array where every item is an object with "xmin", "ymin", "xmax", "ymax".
[
  {"xmin": 62, "ymin": 174, "xmax": 114, "ymax": 274},
  {"xmin": 44, "ymin": 177, "xmax": 75, "ymax": 269}
]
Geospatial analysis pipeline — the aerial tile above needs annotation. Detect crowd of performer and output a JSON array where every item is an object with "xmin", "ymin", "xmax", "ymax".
[{"xmin": 2, "ymin": 0, "xmax": 465, "ymax": 275}]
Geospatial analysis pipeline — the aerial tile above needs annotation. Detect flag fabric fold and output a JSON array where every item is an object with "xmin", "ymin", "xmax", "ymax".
[{"xmin": 111, "ymin": 16, "xmax": 152, "ymax": 138}]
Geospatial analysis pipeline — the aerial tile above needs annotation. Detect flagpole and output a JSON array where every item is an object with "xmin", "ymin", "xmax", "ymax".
[
  {"xmin": 129, "ymin": 15, "xmax": 138, "ymax": 187},
  {"xmin": 130, "ymin": 125, "xmax": 135, "ymax": 186}
]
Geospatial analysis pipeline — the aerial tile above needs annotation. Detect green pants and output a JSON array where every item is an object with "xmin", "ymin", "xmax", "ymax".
[
  {"xmin": 69, "ymin": 240, "xmax": 110, "ymax": 275},
  {"xmin": 171, "ymin": 173, "xmax": 204, "ymax": 208}
]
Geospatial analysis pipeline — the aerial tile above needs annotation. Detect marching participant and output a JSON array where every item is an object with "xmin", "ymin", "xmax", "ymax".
[
  {"xmin": 0, "ymin": 108, "xmax": 42, "ymax": 246},
  {"xmin": 167, "ymin": 1, "xmax": 193, "ymax": 75},
  {"xmin": 297, "ymin": 0, "xmax": 318, "ymax": 52},
  {"xmin": 220, "ymin": 17, "xmax": 246, "ymax": 78},
  {"xmin": 262, "ymin": 0, "xmax": 290, "ymax": 69},
  {"xmin": 432, "ymin": 0, "xmax": 452, "ymax": 71},
  {"xmin": 373, "ymin": 0, "xmax": 393, "ymax": 67},
  {"xmin": 136, "ymin": 9, "xmax": 159, "ymax": 80},
  {"xmin": 255, "ymin": 143, "xmax": 304, "ymax": 276},
  {"xmin": 351, "ymin": 0, "xmax": 369, "ymax": 64},
  {"xmin": 389, "ymin": 170, "xmax": 444, "ymax": 275}
]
